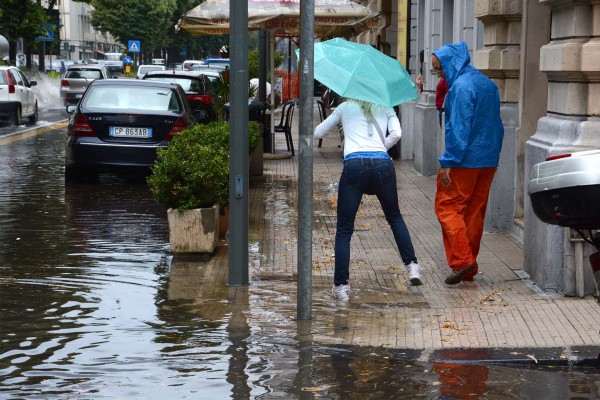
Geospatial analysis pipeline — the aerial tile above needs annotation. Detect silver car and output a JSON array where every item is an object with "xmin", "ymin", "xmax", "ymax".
[
  {"xmin": 528, "ymin": 149, "xmax": 600, "ymax": 229},
  {"xmin": 60, "ymin": 64, "xmax": 110, "ymax": 107}
]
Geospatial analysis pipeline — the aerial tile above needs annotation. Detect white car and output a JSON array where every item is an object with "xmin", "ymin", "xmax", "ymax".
[
  {"xmin": 182, "ymin": 60, "xmax": 203, "ymax": 71},
  {"xmin": 0, "ymin": 66, "xmax": 38, "ymax": 125},
  {"xmin": 528, "ymin": 149, "xmax": 600, "ymax": 229},
  {"xmin": 136, "ymin": 64, "xmax": 165, "ymax": 79}
]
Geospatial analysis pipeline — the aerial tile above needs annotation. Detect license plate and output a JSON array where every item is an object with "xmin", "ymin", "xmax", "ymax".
[{"xmin": 109, "ymin": 126, "xmax": 152, "ymax": 138}]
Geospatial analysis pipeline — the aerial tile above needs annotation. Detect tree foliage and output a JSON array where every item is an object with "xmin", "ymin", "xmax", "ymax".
[
  {"xmin": 89, "ymin": 0, "xmax": 176, "ymax": 54},
  {"xmin": 86, "ymin": 0, "xmax": 229, "ymax": 61},
  {"xmin": 0, "ymin": 0, "xmax": 48, "ymax": 49}
]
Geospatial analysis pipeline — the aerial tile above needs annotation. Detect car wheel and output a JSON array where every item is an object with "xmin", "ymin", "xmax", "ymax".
[
  {"xmin": 28, "ymin": 102, "xmax": 38, "ymax": 124},
  {"xmin": 65, "ymin": 165, "xmax": 98, "ymax": 183},
  {"xmin": 11, "ymin": 107, "xmax": 22, "ymax": 126},
  {"xmin": 65, "ymin": 165, "xmax": 85, "ymax": 182}
]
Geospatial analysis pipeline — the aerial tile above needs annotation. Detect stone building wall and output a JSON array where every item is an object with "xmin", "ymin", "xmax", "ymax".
[{"xmin": 524, "ymin": 0, "xmax": 600, "ymax": 295}]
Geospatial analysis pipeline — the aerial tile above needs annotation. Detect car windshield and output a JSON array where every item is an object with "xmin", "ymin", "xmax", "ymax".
[
  {"xmin": 66, "ymin": 69, "xmax": 103, "ymax": 79},
  {"xmin": 82, "ymin": 86, "xmax": 182, "ymax": 112},
  {"xmin": 200, "ymin": 73, "xmax": 219, "ymax": 87},
  {"xmin": 144, "ymin": 76, "xmax": 203, "ymax": 92},
  {"xmin": 139, "ymin": 66, "xmax": 163, "ymax": 74}
]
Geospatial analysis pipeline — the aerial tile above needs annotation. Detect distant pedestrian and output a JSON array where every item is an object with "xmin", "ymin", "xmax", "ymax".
[
  {"xmin": 432, "ymin": 42, "xmax": 504, "ymax": 285},
  {"xmin": 435, "ymin": 77, "xmax": 449, "ymax": 127},
  {"xmin": 314, "ymin": 98, "xmax": 423, "ymax": 302},
  {"xmin": 415, "ymin": 50, "xmax": 424, "ymax": 92}
]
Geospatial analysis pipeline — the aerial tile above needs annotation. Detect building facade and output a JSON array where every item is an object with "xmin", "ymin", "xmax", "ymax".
[
  {"xmin": 357, "ymin": 0, "xmax": 600, "ymax": 296},
  {"xmin": 55, "ymin": 0, "xmax": 121, "ymax": 61}
]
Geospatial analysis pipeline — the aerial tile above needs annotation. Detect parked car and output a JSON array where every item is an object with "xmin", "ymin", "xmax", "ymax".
[
  {"xmin": 64, "ymin": 79, "xmax": 198, "ymax": 180},
  {"xmin": 168, "ymin": 63, "xmax": 183, "ymax": 70},
  {"xmin": 100, "ymin": 53, "xmax": 125, "ymax": 77},
  {"xmin": 142, "ymin": 70, "xmax": 217, "ymax": 124},
  {"xmin": 528, "ymin": 149, "xmax": 600, "ymax": 229},
  {"xmin": 0, "ymin": 65, "xmax": 38, "ymax": 125},
  {"xmin": 60, "ymin": 64, "xmax": 110, "ymax": 107},
  {"xmin": 191, "ymin": 64, "xmax": 227, "ymax": 73},
  {"xmin": 62, "ymin": 60, "xmax": 80, "ymax": 70},
  {"xmin": 182, "ymin": 60, "xmax": 203, "ymax": 71},
  {"xmin": 136, "ymin": 64, "xmax": 165, "ymax": 79},
  {"xmin": 45, "ymin": 59, "xmax": 66, "ymax": 74},
  {"xmin": 203, "ymin": 58, "xmax": 230, "ymax": 68},
  {"xmin": 189, "ymin": 67, "xmax": 223, "ymax": 88}
]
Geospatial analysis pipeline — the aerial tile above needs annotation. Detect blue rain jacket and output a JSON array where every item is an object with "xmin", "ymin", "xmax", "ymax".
[{"xmin": 433, "ymin": 42, "xmax": 504, "ymax": 168}]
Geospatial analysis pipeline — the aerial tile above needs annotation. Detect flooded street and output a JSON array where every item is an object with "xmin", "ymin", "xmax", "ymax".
[{"xmin": 2, "ymin": 125, "xmax": 600, "ymax": 398}]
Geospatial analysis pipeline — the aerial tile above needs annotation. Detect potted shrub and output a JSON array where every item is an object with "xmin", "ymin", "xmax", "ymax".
[{"xmin": 147, "ymin": 121, "xmax": 260, "ymax": 254}]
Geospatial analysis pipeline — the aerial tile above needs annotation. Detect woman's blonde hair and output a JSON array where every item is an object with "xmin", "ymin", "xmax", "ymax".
[{"xmin": 344, "ymin": 98, "xmax": 385, "ymax": 119}]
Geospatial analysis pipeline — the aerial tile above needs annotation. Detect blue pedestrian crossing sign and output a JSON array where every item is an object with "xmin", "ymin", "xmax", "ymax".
[
  {"xmin": 35, "ymin": 23, "xmax": 54, "ymax": 42},
  {"xmin": 128, "ymin": 40, "xmax": 141, "ymax": 53}
]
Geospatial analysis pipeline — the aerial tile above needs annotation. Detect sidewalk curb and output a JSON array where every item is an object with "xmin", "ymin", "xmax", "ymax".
[{"xmin": 0, "ymin": 119, "xmax": 69, "ymax": 144}]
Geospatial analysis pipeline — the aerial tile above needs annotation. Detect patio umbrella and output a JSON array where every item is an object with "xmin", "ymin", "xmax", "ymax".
[
  {"xmin": 177, "ymin": 0, "xmax": 379, "ymax": 37},
  {"xmin": 309, "ymin": 37, "xmax": 417, "ymax": 107}
]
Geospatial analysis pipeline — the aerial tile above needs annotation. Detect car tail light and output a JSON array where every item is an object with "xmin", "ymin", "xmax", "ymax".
[
  {"xmin": 187, "ymin": 94, "xmax": 212, "ymax": 105},
  {"xmin": 165, "ymin": 118, "xmax": 188, "ymax": 140},
  {"xmin": 61, "ymin": 79, "xmax": 69, "ymax": 87},
  {"xmin": 5, "ymin": 71, "xmax": 15, "ymax": 94},
  {"xmin": 69, "ymin": 113, "xmax": 95, "ymax": 137},
  {"xmin": 546, "ymin": 153, "xmax": 571, "ymax": 161}
]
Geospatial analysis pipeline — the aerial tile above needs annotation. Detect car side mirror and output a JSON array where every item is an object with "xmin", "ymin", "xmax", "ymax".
[
  {"xmin": 29, "ymin": 81, "xmax": 37, "ymax": 87},
  {"xmin": 66, "ymin": 105, "xmax": 77, "ymax": 114}
]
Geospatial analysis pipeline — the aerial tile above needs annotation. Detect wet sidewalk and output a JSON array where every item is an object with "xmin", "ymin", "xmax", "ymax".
[
  {"xmin": 231, "ymin": 103, "xmax": 600, "ymax": 362},
  {"xmin": 37, "ymin": 106, "xmax": 600, "ymax": 362}
]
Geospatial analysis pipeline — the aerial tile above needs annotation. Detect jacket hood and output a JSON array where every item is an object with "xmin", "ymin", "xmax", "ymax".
[{"xmin": 433, "ymin": 41, "xmax": 470, "ymax": 86}]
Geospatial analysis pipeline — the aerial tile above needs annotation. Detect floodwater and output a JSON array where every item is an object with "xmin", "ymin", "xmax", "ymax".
[{"xmin": 2, "ymin": 129, "xmax": 600, "ymax": 398}]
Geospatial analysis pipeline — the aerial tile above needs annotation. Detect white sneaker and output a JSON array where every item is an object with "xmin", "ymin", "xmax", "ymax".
[
  {"xmin": 408, "ymin": 262, "xmax": 423, "ymax": 286},
  {"xmin": 332, "ymin": 284, "xmax": 350, "ymax": 301}
]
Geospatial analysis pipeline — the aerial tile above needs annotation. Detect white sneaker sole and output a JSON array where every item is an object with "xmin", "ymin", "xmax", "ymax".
[{"xmin": 410, "ymin": 276, "xmax": 422, "ymax": 286}]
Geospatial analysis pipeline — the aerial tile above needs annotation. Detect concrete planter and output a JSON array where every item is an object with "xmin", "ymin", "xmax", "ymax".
[{"xmin": 167, "ymin": 206, "xmax": 219, "ymax": 254}]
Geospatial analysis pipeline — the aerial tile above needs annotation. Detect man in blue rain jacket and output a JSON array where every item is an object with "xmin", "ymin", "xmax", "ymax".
[{"xmin": 431, "ymin": 41, "xmax": 504, "ymax": 285}]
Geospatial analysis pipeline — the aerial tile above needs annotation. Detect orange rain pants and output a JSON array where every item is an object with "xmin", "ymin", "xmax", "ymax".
[{"xmin": 434, "ymin": 167, "xmax": 496, "ymax": 279}]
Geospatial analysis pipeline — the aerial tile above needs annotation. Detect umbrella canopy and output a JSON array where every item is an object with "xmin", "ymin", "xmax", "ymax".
[
  {"xmin": 309, "ymin": 37, "xmax": 417, "ymax": 107},
  {"xmin": 177, "ymin": 0, "xmax": 379, "ymax": 37}
]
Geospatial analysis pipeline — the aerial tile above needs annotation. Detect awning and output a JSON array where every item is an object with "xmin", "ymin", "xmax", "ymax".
[{"xmin": 177, "ymin": 0, "xmax": 379, "ymax": 37}]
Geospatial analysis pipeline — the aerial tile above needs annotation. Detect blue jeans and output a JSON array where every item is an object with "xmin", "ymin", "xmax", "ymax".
[{"xmin": 334, "ymin": 157, "xmax": 417, "ymax": 286}]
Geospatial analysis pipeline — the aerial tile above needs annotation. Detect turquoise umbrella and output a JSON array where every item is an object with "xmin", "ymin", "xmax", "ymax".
[{"xmin": 307, "ymin": 38, "xmax": 417, "ymax": 108}]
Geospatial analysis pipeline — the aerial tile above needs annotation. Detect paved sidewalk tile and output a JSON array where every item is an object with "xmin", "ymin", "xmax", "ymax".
[{"xmin": 237, "ymin": 104, "xmax": 600, "ymax": 351}]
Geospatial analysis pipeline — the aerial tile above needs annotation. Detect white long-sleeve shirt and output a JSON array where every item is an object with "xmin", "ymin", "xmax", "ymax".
[{"xmin": 314, "ymin": 101, "xmax": 402, "ymax": 158}]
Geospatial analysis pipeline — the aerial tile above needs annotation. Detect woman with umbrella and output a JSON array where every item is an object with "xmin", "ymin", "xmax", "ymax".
[
  {"xmin": 314, "ymin": 98, "xmax": 423, "ymax": 301},
  {"xmin": 312, "ymin": 38, "xmax": 422, "ymax": 302}
]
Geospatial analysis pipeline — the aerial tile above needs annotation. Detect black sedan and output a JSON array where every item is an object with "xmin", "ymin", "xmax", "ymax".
[
  {"xmin": 65, "ymin": 79, "xmax": 197, "ymax": 181},
  {"xmin": 142, "ymin": 70, "xmax": 217, "ymax": 124}
]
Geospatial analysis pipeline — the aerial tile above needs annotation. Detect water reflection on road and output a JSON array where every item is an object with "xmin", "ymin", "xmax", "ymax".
[{"xmin": 1, "ymin": 130, "xmax": 600, "ymax": 398}]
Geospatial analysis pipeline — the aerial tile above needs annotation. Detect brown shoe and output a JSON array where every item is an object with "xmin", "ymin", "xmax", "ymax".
[{"xmin": 444, "ymin": 264, "xmax": 476, "ymax": 285}]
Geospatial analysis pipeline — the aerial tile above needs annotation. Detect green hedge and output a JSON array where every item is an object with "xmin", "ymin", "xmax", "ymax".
[{"xmin": 147, "ymin": 121, "xmax": 261, "ymax": 211}]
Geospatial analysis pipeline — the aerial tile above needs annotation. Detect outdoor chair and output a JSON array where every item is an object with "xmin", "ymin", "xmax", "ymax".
[
  {"xmin": 316, "ymin": 99, "xmax": 328, "ymax": 148},
  {"xmin": 274, "ymin": 100, "xmax": 296, "ymax": 156}
]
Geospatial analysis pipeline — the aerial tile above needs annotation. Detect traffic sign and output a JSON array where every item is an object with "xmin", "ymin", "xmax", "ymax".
[
  {"xmin": 35, "ymin": 24, "xmax": 54, "ymax": 42},
  {"xmin": 128, "ymin": 40, "xmax": 141, "ymax": 53}
]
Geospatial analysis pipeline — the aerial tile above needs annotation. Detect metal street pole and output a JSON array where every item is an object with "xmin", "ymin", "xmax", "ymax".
[
  {"xmin": 228, "ymin": 0, "xmax": 249, "ymax": 286},
  {"xmin": 258, "ymin": 30, "xmax": 267, "ymax": 102},
  {"xmin": 297, "ymin": 0, "xmax": 315, "ymax": 320}
]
